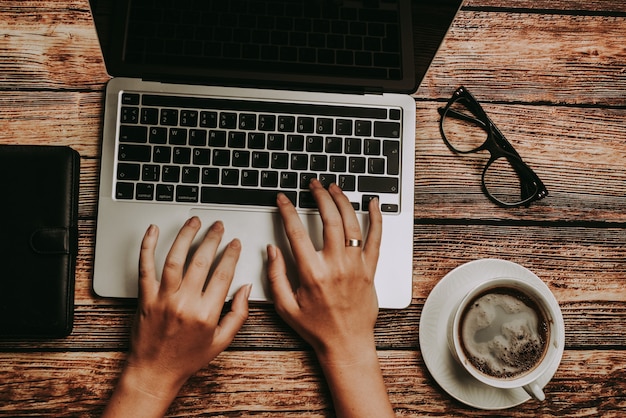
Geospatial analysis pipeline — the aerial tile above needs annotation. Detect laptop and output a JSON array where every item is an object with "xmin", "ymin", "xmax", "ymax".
[{"xmin": 91, "ymin": 0, "xmax": 462, "ymax": 308}]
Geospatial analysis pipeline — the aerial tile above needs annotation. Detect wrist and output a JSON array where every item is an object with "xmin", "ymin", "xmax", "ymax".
[
  {"xmin": 313, "ymin": 337, "xmax": 394, "ymax": 418},
  {"xmin": 103, "ymin": 364, "xmax": 185, "ymax": 418},
  {"xmin": 314, "ymin": 334, "xmax": 378, "ymax": 369},
  {"xmin": 123, "ymin": 362, "xmax": 186, "ymax": 399}
]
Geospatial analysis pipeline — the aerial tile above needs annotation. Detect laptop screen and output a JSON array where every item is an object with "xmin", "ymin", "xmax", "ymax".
[{"xmin": 92, "ymin": 0, "xmax": 462, "ymax": 94}]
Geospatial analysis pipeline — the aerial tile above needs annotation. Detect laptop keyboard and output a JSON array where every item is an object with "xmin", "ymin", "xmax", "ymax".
[{"xmin": 115, "ymin": 92, "xmax": 402, "ymax": 213}]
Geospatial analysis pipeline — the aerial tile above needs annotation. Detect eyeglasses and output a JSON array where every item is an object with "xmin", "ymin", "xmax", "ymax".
[{"xmin": 438, "ymin": 86, "xmax": 548, "ymax": 208}]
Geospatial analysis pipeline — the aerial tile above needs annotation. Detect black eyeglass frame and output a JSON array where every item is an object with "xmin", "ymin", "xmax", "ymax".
[{"xmin": 438, "ymin": 86, "xmax": 548, "ymax": 208}]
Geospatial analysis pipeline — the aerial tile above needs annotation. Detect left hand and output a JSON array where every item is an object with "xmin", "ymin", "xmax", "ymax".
[{"xmin": 103, "ymin": 217, "xmax": 250, "ymax": 417}]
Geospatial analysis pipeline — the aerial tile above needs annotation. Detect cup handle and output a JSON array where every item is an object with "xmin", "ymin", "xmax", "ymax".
[{"xmin": 523, "ymin": 382, "xmax": 545, "ymax": 401}]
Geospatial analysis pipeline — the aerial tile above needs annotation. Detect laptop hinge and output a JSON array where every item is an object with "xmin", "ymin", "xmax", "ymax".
[
  {"xmin": 363, "ymin": 86, "xmax": 384, "ymax": 95},
  {"xmin": 139, "ymin": 74, "xmax": 381, "ymax": 96}
]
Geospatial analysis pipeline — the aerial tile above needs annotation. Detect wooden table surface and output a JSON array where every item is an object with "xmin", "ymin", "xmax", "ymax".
[{"xmin": 1, "ymin": 0, "xmax": 625, "ymax": 416}]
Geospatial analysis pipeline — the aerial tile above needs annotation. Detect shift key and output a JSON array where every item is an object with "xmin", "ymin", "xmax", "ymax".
[{"xmin": 358, "ymin": 176, "xmax": 399, "ymax": 193}]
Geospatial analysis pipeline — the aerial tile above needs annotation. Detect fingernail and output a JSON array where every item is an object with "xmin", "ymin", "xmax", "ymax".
[
  {"xmin": 309, "ymin": 178, "xmax": 321, "ymax": 188},
  {"xmin": 187, "ymin": 216, "xmax": 201, "ymax": 227},
  {"xmin": 267, "ymin": 244, "xmax": 276, "ymax": 260},
  {"xmin": 210, "ymin": 220, "xmax": 224, "ymax": 231},
  {"xmin": 229, "ymin": 238, "xmax": 242, "ymax": 250},
  {"xmin": 146, "ymin": 224, "xmax": 157, "ymax": 236},
  {"xmin": 277, "ymin": 192, "xmax": 291, "ymax": 205},
  {"xmin": 245, "ymin": 283, "xmax": 253, "ymax": 298},
  {"xmin": 329, "ymin": 182, "xmax": 342, "ymax": 193}
]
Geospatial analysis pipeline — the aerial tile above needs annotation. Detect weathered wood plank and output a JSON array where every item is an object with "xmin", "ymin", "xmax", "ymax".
[
  {"xmin": 0, "ymin": 300, "xmax": 623, "ymax": 352},
  {"xmin": 414, "ymin": 102, "xmax": 626, "ymax": 222},
  {"xmin": 416, "ymin": 12, "xmax": 626, "ymax": 106},
  {"xmin": 464, "ymin": 0, "xmax": 626, "ymax": 13},
  {"xmin": 74, "ymin": 223, "xmax": 626, "ymax": 305},
  {"xmin": 89, "ymin": 217, "xmax": 626, "ymax": 301},
  {"xmin": 0, "ymin": 1, "xmax": 108, "ymax": 89},
  {"xmin": 0, "ymin": 350, "xmax": 624, "ymax": 417},
  {"xmin": 2, "ymin": 223, "xmax": 624, "ymax": 351},
  {"xmin": 1, "ymin": 3, "xmax": 625, "ymax": 108},
  {"xmin": 0, "ymin": 91, "xmax": 104, "ymax": 158}
]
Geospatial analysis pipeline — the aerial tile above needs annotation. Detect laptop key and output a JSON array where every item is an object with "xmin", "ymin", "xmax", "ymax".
[
  {"xmin": 176, "ymin": 185, "xmax": 199, "ymax": 203},
  {"xmin": 136, "ymin": 183, "xmax": 155, "ymax": 200},
  {"xmin": 381, "ymin": 204, "xmax": 399, "ymax": 213},
  {"xmin": 119, "ymin": 144, "xmax": 151, "ymax": 162},
  {"xmin": 121, "ymin": 93, "xmax": 139, "ymax": 105},
  {"xmin": 258, "ymin": 115, "xmax": 276, "ymax": 131},
  {"xmin": 149, "ymin": 127, "xmax": 167, "ymax": 144},
  {"xmin": 117, "ymin": 163, "xmax": 140, "ymax": 180},
  {"xmin": 162, "ymin": 166, "xmax": 180, "ymax": 182},
  {"xmin": 200, "ymin": 111, "xmax": 217, "ymax": 128},
  {"xmin": 358, "ymin": 176, "xmax": 398, "ymax": 193},
  {"xmin": 142, "ymin": 164, "xmax": 160, "ymax": 182},
  {"xmin": 121, "ymin": 107, "xmax": 139, "ymax": 124},
  {"xmin": 116, "ymin": 182, "xmax": 134, "ymax": 199},
  {"xmin": 141, "ymin": 108, "xmax": 159, "ymax": 125},
  {"xmin": 160, "ymin": 109, "xmax": 178, "ymax": 126},
  {"xmin": 338, "ymin": 175, "xmax": 356, "ymax": 191},
  {"xmin": 383, "ymin": 140, "xmax": 400, "ymax": 175},
  {"xmin": 119, "ymin": 125, "xmax": 147, "ymax": 143},
  {"xmin": 280, "ymin": 172, "xmax": 298, "ymax": 188},
  {"xmin": 361, "ymin": 194, "xmax": 379, "ymax": 211},
  {"xmin": 219, "ymin": 112, "xmax": 237, "ymax": 129},
  {"xmin": 297, "ymin": 117, "xmax": 314, "ymax": 133},
  {"xmin": 278, "ymin": 116, "xmax": 295, "ymax": 132},
  {"xmin": 287, "ymin": 134, "xmax": 304, "ymax": 151},
  {"xmin": 200, "ymin": 187, "xmax": 295, "ymax": 207},
  {"xmin": 156, "ymin": 184, "xmax": 174, "ymax": 201},
  {"xmin": 299, "ymin": 191, "xmax": 317, "ymax": 208},
  {"xmin": 374, "ymin": 121, "xmax": 400, "ymax": 138},
  {"xmin": 153, "ymin": 146, "xmax": 171, "ymax": 163},
  {"xmin": 261, "ymin": 171, "xmax": 279, "ymax": 187}
]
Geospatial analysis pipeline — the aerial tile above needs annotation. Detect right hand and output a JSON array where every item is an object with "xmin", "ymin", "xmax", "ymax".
[{"xmin": 266, "ymin": 179, "xmax": 383, "ymax": 360}]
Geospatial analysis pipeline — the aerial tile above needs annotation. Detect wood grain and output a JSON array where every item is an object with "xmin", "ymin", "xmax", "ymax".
[
  {"xmin": 1, "ymin": 0, "xmax": 625, "ymax": 416},
  {"xmin": 0, "ymin": 350, "xmax": 624, "ymax": 417},
  {"xmin": 2, "ymin": 223, "xmax": 623, "ymax": 351},
  {"xmin": 416, "ymin": 11, "xmax": 626, "ymax": 105}
]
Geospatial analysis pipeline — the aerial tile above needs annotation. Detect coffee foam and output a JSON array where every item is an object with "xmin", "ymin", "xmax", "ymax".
[{"xmin": 460, "ymin": 290, "xmax": 547, "ymax": 379}]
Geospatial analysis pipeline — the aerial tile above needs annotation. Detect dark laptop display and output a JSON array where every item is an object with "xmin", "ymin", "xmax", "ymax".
[{"xmin": 107, "ymin": 0, "xmax": 416, "ymax": 93}]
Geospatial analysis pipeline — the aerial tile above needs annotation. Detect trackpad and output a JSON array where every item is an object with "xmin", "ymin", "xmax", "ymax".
[{"xmin": 188, "ymin": 208, "xmax": 323, "ymax": 302}]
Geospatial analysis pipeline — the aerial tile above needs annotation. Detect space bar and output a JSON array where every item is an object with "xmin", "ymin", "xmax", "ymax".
[{"xmin": 200, "ymin": 187, "xmax": 297, "ymax": 207}]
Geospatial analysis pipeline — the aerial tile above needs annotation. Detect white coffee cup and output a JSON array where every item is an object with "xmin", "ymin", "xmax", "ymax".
[{"xmin": 447, "ymin": 277, "xmax": 564, "ymax": 401}]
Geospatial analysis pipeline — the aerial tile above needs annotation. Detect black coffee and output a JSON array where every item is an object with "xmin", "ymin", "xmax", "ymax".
[{"xmin": 459, "ymin": 286, "xmax": 549, "ymax": 379}]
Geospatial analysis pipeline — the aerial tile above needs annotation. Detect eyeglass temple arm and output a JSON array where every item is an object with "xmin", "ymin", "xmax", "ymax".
[{"xmin": 505, "ymin": 155, "xmax": 548, "ymax": 204}]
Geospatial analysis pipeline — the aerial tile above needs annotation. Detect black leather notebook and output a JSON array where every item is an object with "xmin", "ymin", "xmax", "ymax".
[{"xmin": 0, "ymin": 145, "xmax": 80, "ymax": 338}]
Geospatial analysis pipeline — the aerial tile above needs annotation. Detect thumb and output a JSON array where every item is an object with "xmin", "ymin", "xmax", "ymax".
[{"xmin": 266, "ymin": 245, "xmax": 298, "ymax": 315}]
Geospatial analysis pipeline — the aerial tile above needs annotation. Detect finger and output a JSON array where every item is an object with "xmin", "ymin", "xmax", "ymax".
[
  {"xmin": 160, "ymin": 216, "xmax": 202, "ymax": 294},
  {"xmin": 276, "ymin": 192, "xmax": 317, "ymax": 261},
  {"xmin": 203, "ymin": 238, "xmax": 242, "ymax": 311},
  {"xmin": 211, "ymin": 283, "xmax": 251, "ymax": 353},
  {"xmin": 138, "ymin": 224, "xmax": 160, "ymax": 302},
  {"xmin": 266, "ymin": 244, "xmax": 299, "ymax": 317},
  {"xmin": 363, "ymin": 197, "xmax": 383, "ymax": 273},
  {"xmin": 309, "ymin": 179, "xmax": 345, "ymax": 253},
  {"xmin": 328, "ymin": 183, "xmax": 362, "ymax": 249},
  {"xmin": 182, "ymin": 221, "xmax": 224, "ymax": 292}
]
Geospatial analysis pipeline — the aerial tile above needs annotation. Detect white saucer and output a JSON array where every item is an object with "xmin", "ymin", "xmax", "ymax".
[{"xmin": 419, "ymin": 259, "xmax": 565, "ymax": 410}]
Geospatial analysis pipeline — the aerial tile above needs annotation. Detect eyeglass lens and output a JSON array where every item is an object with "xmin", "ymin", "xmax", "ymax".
[
  {"xmin": 483, "ymin": 157, "xmax": 539, "ymax": 205},
  {"xmin": 441, "ymin": 95, "xmax": 540, "ymax": 206},
  {"xmin": 441, "ymin": 97, "xmax": 488, "ymax": 153}
]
